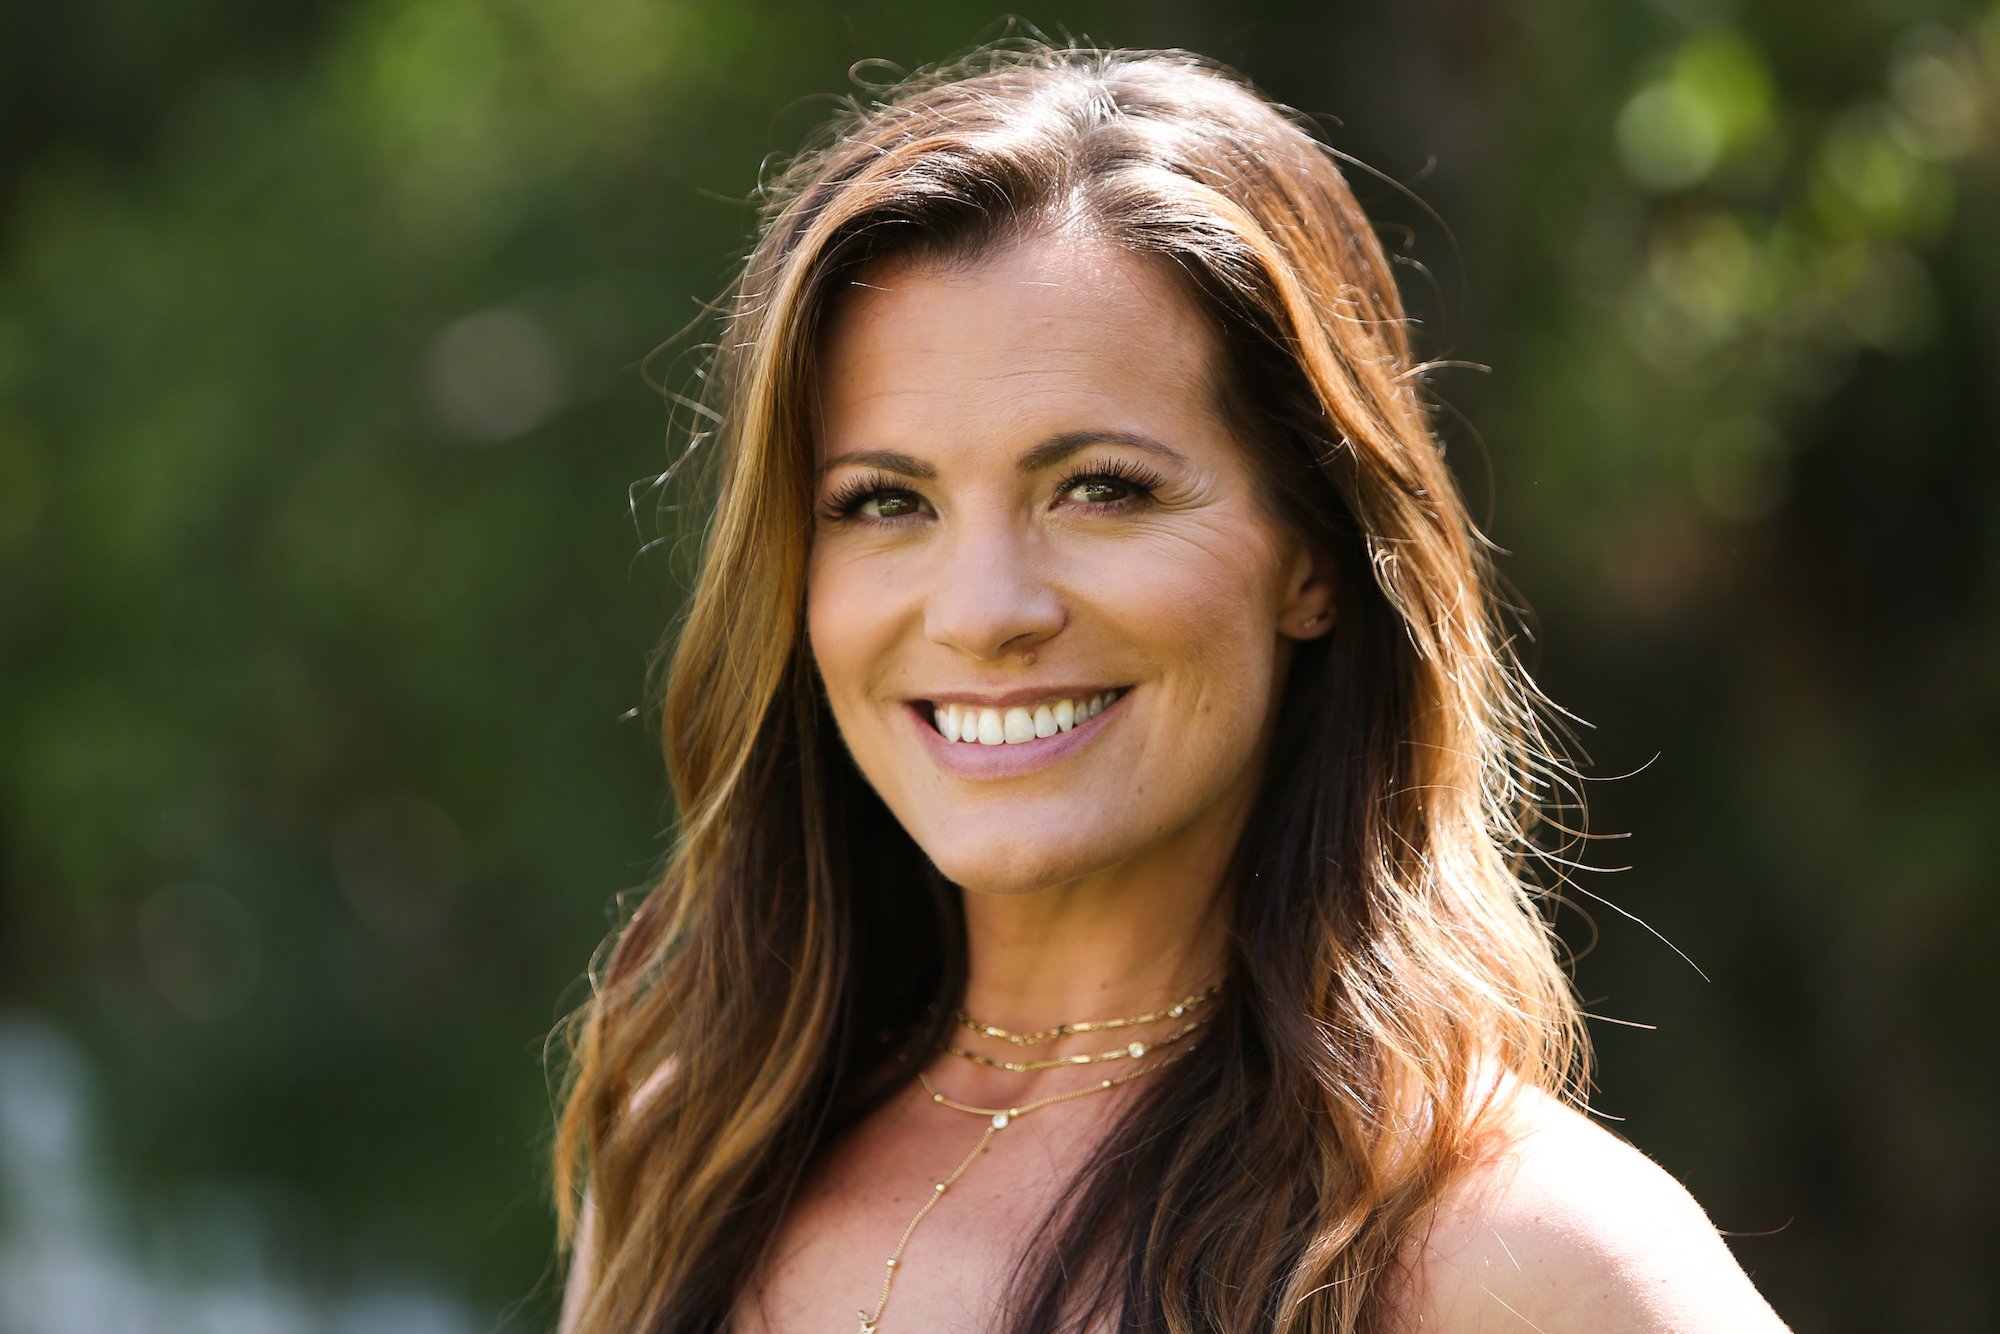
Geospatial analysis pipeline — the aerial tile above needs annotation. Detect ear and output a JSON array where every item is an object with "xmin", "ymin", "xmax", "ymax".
[{"xmin": 1278, "ymin": 542, "xmax": 1338, "ymax": 641}]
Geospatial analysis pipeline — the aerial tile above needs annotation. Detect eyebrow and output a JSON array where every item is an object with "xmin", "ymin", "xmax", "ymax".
[{"xmin": 816, "ymin": 429, "xmax": 1188, "ymax": 480}]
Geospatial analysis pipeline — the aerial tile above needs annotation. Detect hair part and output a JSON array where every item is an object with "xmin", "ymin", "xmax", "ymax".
[{"xmin": 552, "ymin": 43, "xmax": 1588, "ymax": 1334}]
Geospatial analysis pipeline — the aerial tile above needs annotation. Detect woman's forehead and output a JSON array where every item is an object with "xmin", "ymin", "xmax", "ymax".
[{"xmin": 812, "ymin": 233, "xmax": 1229, "ymax": 461}]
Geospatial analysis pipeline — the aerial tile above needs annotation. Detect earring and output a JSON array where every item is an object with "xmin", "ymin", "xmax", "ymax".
[{"xmin": 1301, "ymin": 611, "xmax": 1329, "ymax": 633}]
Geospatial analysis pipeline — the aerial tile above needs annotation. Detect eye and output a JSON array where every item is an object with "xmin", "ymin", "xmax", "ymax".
[
  {"xmin": 1053, "ymin": 458, "xmax": 1165, "ymax": 510},
  {"xmin": 858, "ymin": 490, "xmax": 923, "ymax": 518},
  {"xmin": 1062, "ymin": 475, "xmax": 1139, "ymax": 505},
  {"xmin": 821, "ymin": 470, "xmax": 932, "ymax": 524}
]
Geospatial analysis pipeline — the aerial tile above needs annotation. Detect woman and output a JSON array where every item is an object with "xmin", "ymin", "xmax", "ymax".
[{"xmin": 552, "ymin": 46, "xmax": 1790, "ymax": 1333}]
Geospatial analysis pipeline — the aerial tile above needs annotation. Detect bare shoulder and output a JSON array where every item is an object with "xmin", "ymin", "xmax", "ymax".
[{"xmin": 1397, "ymin": 1084, "xmax": 1790, "ymax": 1333}]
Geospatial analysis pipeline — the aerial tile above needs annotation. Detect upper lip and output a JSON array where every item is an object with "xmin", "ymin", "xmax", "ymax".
[{"xmin": 914, "ymin": 685, "xmax": 1126, "ymax": 708}]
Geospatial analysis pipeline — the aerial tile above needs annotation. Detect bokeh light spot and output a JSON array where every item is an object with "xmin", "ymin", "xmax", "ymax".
[
  {"xmin": 424, "ymin": 305, "xmax": 568, "ymax": 443},
  {"xmin": 1618, "ymin": 81, "xmax": 1724, "ymax": 191},
  {"xmin": 134, "ymin": 883, "xmax": 263, "ymax": 1024}
]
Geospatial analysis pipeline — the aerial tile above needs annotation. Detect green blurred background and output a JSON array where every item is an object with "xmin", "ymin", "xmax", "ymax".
[{"xmin": 2, "ymin": 1, "xmax": 1994, "ymax": 1330}]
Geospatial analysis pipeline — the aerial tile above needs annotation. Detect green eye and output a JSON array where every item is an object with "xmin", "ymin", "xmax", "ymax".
[
  {"xmin": 862, "ymin": 491, "xmax": 921, "ymax": 518},
  {"xmin": 1067, "ymin": 478, "xmax": 1128, "ymax": 504}
]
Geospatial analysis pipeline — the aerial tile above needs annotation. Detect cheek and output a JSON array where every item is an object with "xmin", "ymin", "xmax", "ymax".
[
  {"xmin": 1083, "ymin": 520, "xmax": 1292, "ymax": 745},
  {"xmin": 805, "ymin": 546, "xmax": 916, "ymax": 712},
  {"xmin": 804, "ymin": 554, "xmax": 870, "ymax": 706},
  {"xmin": 1093, "ymin": 519, "xmax": 1289, "ymax": 660}
]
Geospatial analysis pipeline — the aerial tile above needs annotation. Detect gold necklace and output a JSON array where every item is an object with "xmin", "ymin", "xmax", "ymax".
[
  {"xmin": 854, "ymin": 1046, "xmax": 1197, "ymax": 1334},
  {"xmin": 939, "ymin": 1011, "xmax": 1213, "ymax": 1072},
  {"xmin": 952, "ymin": 983, "xmax": 1220, "ymax": 1047}
]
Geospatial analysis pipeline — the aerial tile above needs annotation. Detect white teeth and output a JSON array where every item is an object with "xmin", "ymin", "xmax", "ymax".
[
  {"xmin": 1003, "ymin": 707, "xmax": 1035, "ymax": 743},
  {"xmin": 933, "ymin": 690, "xmax": 1121, "ymax": 744}
]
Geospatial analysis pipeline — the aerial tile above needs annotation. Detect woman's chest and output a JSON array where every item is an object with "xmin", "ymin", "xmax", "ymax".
[{"xmin": 734, "ymin": 1095, "xmax": 1104, "ymax": 1334}]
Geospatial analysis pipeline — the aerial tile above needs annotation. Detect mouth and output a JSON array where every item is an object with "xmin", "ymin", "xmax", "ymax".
[{"xmin": 920, "ymin": 687, "xmax": 1130, "ymax": 746}]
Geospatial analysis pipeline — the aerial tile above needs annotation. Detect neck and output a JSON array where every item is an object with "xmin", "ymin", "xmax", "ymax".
[
  {"xmin": 935, "ymin": 740, "xmax": 1267, "ymax": 1096},
  {"xmin": 954, "ymin": 860, "xmax": 1233, "ymax": 1035}
]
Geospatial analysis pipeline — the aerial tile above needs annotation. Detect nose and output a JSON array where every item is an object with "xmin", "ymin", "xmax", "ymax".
[{"xmin": 923, "ymin": 517, "xmax": 1064, "ymax": 660}]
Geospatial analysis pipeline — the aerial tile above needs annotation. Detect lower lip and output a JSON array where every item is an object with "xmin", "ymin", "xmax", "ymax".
[{"xmin": 909, "ymin": 693, "xmax": 1128, "ymax": 779}]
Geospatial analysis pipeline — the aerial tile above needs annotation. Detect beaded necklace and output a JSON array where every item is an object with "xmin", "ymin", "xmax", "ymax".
[
  {"xmin": 853, "ymin": 988, "xmax": 1217, "ymax": 1333},
  {"xmin": 950, "ymin": 982, "xmax": 1220, "ymax": 1046},
  {"xmin": 940, "ymin": 1011, "xmax": 1212, "ymax": 1072}
]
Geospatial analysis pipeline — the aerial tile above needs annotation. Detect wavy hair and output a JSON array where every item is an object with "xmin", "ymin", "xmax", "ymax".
[{"xmin": 551, "ymin": 45, "xmax": 1589, "ymax": 1334}]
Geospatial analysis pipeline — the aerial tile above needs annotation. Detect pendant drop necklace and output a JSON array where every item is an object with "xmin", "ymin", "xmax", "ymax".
[{"xmin": 853, "ymin": 986, "xmax": 1220, "ymax": 1334}]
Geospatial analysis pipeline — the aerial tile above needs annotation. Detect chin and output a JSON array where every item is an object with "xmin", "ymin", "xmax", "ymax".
[{"xmin": 916, "ymin": 828, "xmax": 1129, "ymax": 898}]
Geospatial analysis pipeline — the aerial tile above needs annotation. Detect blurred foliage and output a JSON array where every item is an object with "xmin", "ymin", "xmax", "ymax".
[{"xmin": 1, "ymin": 1, "xmax": 1994, "ymax": 1330}]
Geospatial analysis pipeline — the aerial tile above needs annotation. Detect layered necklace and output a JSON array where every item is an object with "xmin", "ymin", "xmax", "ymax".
[{"xmin": 854, "ymin": 984, "xmax": 1222, "ymax": 1334}]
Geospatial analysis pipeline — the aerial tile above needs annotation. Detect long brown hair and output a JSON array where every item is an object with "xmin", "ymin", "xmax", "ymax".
[{"xmin": 552, "ymin": 45, "xmax": 1589, "ymax": 1333}]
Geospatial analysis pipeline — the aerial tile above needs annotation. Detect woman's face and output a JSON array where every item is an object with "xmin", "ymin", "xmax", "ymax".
[{"xmin": 806, "ymin": 231, "xmax": 1333, "ymax": 897}]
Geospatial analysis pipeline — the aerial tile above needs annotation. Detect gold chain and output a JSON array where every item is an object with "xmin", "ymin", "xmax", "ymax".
[
  {"xmin": 939, "ymin": 1011, "xmax": 1213, "ymax": 1073},
  {"xmin": 952, "ymin": 983, "xmax": 1220, "ymax": 1047},
  {"xmin": 854, "ymin": 1045, "xmax": 1198, "ymax": 1334}
]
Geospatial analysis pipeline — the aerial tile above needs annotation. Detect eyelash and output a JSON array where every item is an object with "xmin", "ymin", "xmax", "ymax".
[{"xmin": 820, "ymin": 457, "xmax": 1167, "ymax": 525}]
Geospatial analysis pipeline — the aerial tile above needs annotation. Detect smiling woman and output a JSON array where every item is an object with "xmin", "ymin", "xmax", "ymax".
[
  {"xmin": 550, "ymin": 45, "xmax": 1790, "ymax": 1334},
  {"xmin": 807, "ymin": 235, "xmax": 1327, "ymax": 899}
]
